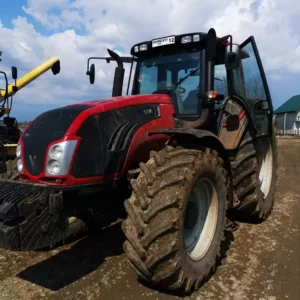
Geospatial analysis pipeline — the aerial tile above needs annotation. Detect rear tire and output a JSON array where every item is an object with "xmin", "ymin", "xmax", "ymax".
[
  {"xmin": 230, "ymin": 123, "xmax": 277, "ymax": 222},
  {"xmin": 122, "ymin": 146, "xmax": 229, "ymax": 292}
]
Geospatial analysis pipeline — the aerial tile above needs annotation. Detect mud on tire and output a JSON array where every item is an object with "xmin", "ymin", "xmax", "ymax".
[
  {"xmin": 0, "ymin": 158, "xmax": 20, "ymax": 180},
  {"xmin": 122, "ymin": 145, "xmax": 229, "ymax": 292},
  {"xmin": 230, "ymin": 122, "xmax": 278, "ymax": 222}
]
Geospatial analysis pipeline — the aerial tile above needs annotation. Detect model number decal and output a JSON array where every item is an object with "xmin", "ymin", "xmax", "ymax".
[
  {"xmin": 143, "ymin": 108, "xmax": 153, "ymax": 115},
  {"xmin": 152, "ymin": 36, "xmax": 175, "ymax": 48}
]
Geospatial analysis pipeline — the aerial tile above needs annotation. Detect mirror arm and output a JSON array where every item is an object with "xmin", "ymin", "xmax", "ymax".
[
  {"xmin": 86, "ymin": 57, "xmax": 109, "ymax": 75},
  {"xmin": 86, "ymin": 56, "xmax": 133, "ymax": 75}
]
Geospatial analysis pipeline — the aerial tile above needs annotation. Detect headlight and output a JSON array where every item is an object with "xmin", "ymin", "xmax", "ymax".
[
  {"xmin": 47, "ymin": 160, "xmax": 60, "ymax": 175},
  {"xmin": 16, "ymin": 143, "xmax": 21, "ymax": 158},
  {"xmin": 17, "ymin": 158, "xmax": 23, "ymax": 172},
  {"xmin": 50, "ymin": 145, "xmax": 63, "ymax": 160},
  {"xmin": 45, "ymin": 140, "xmax": 77, "ymax": 176}
]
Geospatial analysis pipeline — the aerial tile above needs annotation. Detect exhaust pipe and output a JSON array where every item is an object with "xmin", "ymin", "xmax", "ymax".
[{"xmin": 107, "ymin": 49, "xmax": 125, "ymax": 97}]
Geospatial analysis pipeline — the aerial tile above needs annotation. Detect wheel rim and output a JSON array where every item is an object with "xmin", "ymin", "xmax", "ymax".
[
  {"xmin": 258, "ymin": 139, "xmax": 273, "ymax": 199},
  {"xmin": 184, "ymin": 177, "xmax": 219, "ymax": 261},
  {"xmin": 68, "ymin": 217, "xmax": 77, "ymax": 224}
]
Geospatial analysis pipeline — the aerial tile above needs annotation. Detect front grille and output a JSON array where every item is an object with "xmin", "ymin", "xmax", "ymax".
[{"xmin": 22, "ymin": 105, "xmax": 91, "ymax": 176}]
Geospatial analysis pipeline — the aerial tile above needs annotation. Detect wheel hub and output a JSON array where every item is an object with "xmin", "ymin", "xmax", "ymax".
[
  {"xmin": 258, "ymin": 139, "xmax": 273, "ymax": 199},
  {"xmin": 183, "ymin": 178, "xmax": 219, "ymax": 261},
  {"xmin": 184, "ymin": 202, "xmax": 198, "ymax": 230}
]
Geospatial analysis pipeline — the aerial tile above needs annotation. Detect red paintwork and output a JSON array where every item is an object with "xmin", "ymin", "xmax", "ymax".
[
  {"xmin": 121, "ymin": 103, "xmax": 175, "ymax": 176},
  {"xmin": 19, "ymin": 94, "xmax": 175, "ymax": 186},
  {"xmin": 216, "ymin": 36, "xmax": 250, "ymax": 58},
  {"xmin": 65, "ymin": 94, "xmax": 172, "ymax": 135},
  {"xmin": 216, "ymin": 37, "xmax": 230, "ymax": 46}
]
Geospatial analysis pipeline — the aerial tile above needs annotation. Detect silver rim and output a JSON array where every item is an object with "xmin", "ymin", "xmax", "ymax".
[
  {"xmin": 184, "ymin": 178, "xmax": 219, "ymax": 261},
  {"xmin": 258, "ymin": 139, "xmax": 273, "ymax": 199}
]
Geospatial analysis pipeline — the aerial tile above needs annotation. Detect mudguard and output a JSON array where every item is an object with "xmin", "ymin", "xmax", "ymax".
[
  {"xmin": 149, "ymin": 128, "xmax": 229, "ymax": 164},
  {"xmin": 149, "ymin": 128, "xmax": 235, "ymax": 207},
  {"xmin": 217, "ymin": 98, "xmax": 249, "ymax": 150}
]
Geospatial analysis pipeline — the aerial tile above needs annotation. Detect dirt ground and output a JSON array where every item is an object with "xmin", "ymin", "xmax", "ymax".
[{"xmin": 0, "ymin": 138, "xmax": 299, "ymax": 300}]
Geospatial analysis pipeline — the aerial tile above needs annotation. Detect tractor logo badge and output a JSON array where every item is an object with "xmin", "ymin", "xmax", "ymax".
[
  {"xmin": 29, "ymin": 155, "xmax": 37, "ymax": 167},
  {"xmin": 143, "ymin": 108, "xmax": 153, "ymax": 116}
]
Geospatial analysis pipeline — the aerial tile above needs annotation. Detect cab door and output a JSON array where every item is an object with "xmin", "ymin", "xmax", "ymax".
[{"xmin": 234, "ymin": 36, "xmax": 273, "ymax": 137}]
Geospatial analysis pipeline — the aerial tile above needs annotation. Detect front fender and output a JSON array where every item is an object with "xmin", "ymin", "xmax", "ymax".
[{"xmin": 149, "ymin": 128, "xmax": 235, "ymax": 207}]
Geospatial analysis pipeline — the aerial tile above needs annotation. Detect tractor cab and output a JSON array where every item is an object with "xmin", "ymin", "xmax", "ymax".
[
  {"xmin": 87, "ymin": 30, "xmax": 253, "ymax": 125},
  {"xmin": 87, "ymin": 28, "xmax": 273, "ymax": 137},
  {"xmin": 87, "ymin": 31, "xmax": 230, "ymax": 119}
]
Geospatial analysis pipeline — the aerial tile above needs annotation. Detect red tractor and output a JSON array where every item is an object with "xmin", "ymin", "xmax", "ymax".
[{"xmin": 0, "ymin": 28, "xmax": 277, "ymax": 293}]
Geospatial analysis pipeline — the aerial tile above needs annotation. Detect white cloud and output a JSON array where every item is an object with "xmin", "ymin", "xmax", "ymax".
[
  {"xmin": 269, "ymin": 74, "xmax": 283, "ymax": 81},
  {"xmin": 0, "ymin": 0, "xmax": 299, "ymax": 113}
]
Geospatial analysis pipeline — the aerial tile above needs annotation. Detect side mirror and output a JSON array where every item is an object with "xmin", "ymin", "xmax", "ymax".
[
  {"xmin": 11, "ymin": 66, "xmax": 18, "ymax": 80},
  {"xmin": 88, "ymin": 64, "xmax": 95, "ymax": 84},
  {"xmin": 254, "ymin": 100, "xmax": 270, "ymax": 114},
  {"xmin": 206, "ymin": 28, "xmax": 217, "ymax": 60},
  {"xmin": 225, "ymin": 44, "xmax": 241, "ymax": 70},
  {"xmin": 225, "ymin": 114, "xmax": 240, "ymax": 131}
]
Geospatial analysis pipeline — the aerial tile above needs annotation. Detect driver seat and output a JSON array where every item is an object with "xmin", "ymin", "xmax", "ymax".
[{"xmin": 183, "ymin": 89, "xmax": 200, "ymax": 112}]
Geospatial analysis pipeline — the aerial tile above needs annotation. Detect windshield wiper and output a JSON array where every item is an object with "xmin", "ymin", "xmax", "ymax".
[{"xmin": 166, "ymin": 66, "xmax": 200, "ymax": 95}]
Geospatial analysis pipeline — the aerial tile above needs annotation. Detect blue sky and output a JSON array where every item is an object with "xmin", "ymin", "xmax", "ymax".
[{"xmin": 0, "ymin": 0, "xmax": 300, "ymax": 121}]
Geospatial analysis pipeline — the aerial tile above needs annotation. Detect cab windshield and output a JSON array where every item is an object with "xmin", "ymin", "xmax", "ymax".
[{"xmin": 131, "ymin": 50, "xmax": 202, "ymax": 115}]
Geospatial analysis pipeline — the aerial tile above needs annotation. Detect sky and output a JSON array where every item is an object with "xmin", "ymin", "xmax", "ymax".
[{"xmin": 0, "ymin": 0, "xmax": 299, "ymax": 121}]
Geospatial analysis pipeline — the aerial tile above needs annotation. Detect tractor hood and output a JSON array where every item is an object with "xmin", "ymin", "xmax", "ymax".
[
  {"xmin": 74, "ymin": 93, "xmax": 172, "ymax": 108},
  {"xmin": 64, "ymin": 94, "xmax": 173, "ymax": 135},
  {"xmin": 19, "ymin": 93, "xmax": 175, "ymax": 181}
]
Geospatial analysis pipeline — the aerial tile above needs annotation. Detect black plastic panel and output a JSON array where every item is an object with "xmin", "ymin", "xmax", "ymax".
[
  {"xmin": 22, "ymin": 105, "xmax": 90, "ymax": 176},
  {"xmin": 72, "ymin": 104, "xmax": 160, "ymax": 178}
]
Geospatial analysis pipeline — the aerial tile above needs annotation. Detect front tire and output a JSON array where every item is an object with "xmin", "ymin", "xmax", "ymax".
[{"xmin": 122, "ymin": 146, "xmax": 229, "ymax": 292}]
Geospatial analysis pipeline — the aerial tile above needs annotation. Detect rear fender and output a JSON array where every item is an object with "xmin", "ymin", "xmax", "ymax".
[
  {"xmin": 149, "ymin": 128, "xmax": 235, "ymax": 208},
  {"xmin": 217, "ymin": 97, "xmax": 256, "ymax": 150}
]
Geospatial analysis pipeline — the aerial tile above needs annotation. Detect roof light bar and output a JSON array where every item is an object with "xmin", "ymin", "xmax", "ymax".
[
  {"xmin": 193, "ymin": 34, "xmax": 200, "ymax": 42},
  {"xmin": 139, "ymin": 43, "xmax": 147, "ymax": 51},
  {"xmin": 181, "ymin": 35, "xmax": 192, "ymax": 44}
]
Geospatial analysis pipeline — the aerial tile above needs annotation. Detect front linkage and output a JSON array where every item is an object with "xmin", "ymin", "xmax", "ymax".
[{"xmin": 0, "ymin": 179, "xmax": 68, "ymax": 251}]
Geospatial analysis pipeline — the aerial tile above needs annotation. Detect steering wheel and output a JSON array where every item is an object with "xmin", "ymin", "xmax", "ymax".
[
  {"xmin": 166, "ymin": 86, "xmax": 186, "ymax": 113},
  {"xmin": 166, "ymin": 85, "xmax": 186, "ymax": 94},
  {"xmin": 152, "ymin": 86, "xmax": 186, "ymax": 113}
]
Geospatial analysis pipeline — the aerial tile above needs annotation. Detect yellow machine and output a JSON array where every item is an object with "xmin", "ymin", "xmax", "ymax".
[
  {"xmin": 0, "ymin": 53, "xmax": 61, "ymax": 178},
  {"xmin": 0, "ymin": 56, "xmax": 60, "ymax": 101}
]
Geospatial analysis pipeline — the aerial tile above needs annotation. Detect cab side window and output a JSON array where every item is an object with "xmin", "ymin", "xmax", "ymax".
[
  {"xmin": 177, "ymin": 69, "xmax": 199, "ymax": 114},
  {"xmin": 139, "ymin": 66, "xmax": 158, "ymax": 94},
  {"xmin": 233, "ymin": 38, "xmax": 270, "ymax": 136},
  {"xmin": 233, "ymin": 42, "xmax": 267, "ymax": 102},
  {"xmin": 214, "ymin": 64, "xmax": 228, "ymax": 98}
]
